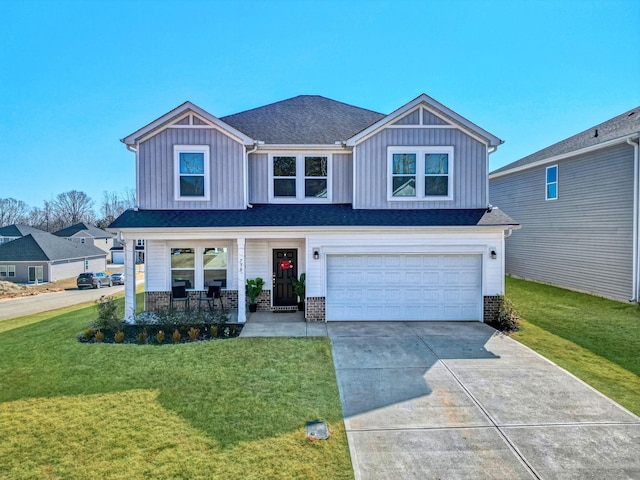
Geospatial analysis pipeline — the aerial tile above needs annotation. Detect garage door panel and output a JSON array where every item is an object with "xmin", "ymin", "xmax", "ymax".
[{"xmin": 326, "ymin": 254, "xmax": 482, "ymax": 321}]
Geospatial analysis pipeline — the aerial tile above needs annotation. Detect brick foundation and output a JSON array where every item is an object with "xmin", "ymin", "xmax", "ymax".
[
  {"xmin": 144, "ymin": 290, "xmax": 239, "ymax": 311},
  {"xmin": 483, "ymin": 295, "xmax": 501, "ymax": 323},
  {"xmin": 254, "ymin": 290, "xmax": 272, "ymax": 311},
  {"xmin": 306, "ymin": 297, "xmax": 326, "ymax": 322}
]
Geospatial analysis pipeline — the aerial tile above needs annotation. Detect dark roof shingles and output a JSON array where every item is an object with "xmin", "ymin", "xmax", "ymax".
[
  {"xmin": 0, "ymin": 232, "xmax": 106, "ymax": 262},
  {"xmin": 53, "ymin": 222, "xmax": 114, "ymax": 239},
  {"xmin": 109, "ymin": 204, "xmax": 518, "ymax": 229},
  {"xmin": 493, "ymin": 106, "xmax": 640, "ymax": 174},
  {"xmin": 221, "ymin": 95, "xmax": 385, "ymax": 144},
  {"xmin": 0, "ymin": 224, "xmax": 46, "ymax": 237}
]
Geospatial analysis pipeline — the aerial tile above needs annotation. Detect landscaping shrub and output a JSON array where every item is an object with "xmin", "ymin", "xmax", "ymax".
[
  {"xmin": 77, "ymin": 307, "xmax": 239, "ymax": 344},
  {"xmin": 488, "ymin": 295, "xmax": 520, "ymax": 332},
  {"xmin": 94, "ymin": 295, "xmax": 122, "ymax": 331}
]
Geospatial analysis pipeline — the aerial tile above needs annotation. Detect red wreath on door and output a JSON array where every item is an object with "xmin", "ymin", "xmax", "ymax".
[{"xmin": 279, "ymin": 259, "xmax": 293, "ymax": 270}]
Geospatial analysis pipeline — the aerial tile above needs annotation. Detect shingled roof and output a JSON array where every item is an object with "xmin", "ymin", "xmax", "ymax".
[
  {"xmin": 0, "ymin": 232, "xmax": 107, "ymax": 262},
  {"xmin": 53, "ymin": 222, "xmax": 114, "ymax": 239},
  {"xmin": 221, "ymin": 95, "xmax": 386, "ymax": 144},
  {"xmin": 0, "ymin": 224, "xmax": 46, "ymax": 237},
  {"xmin": 109, "ymin": 204, "xmax": 518, "ymax": 229},
  {"xmin": 492, "ymin": 106, "xmax": 640, "ymax": 175}
]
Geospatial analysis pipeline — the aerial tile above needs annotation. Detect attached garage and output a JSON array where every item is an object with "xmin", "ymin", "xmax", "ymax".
[{"xmin": 325, "ymin": 254, "xmax": 482, "ymax": 321}]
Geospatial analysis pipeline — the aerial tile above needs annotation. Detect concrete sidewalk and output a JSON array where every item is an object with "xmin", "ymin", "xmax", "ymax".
[{"xmin": 328, "ymin": 321, "xmax": 640, "ymax": 480}]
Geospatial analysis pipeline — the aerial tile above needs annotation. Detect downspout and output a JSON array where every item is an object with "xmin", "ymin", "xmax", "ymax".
[
  {"xmin": 627, "ymin": 136, "xmax": 639, "ymax": 302},
  {"xmin": 245, "ymin": 142, "xmax": 259, "ymax": 208}
]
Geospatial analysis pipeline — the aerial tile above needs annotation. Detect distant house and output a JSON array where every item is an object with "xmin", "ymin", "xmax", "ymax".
[
  {"xmin": 110, "ymin": 239, "xmax": 145, "ymax": 264},
  {"xmin": 53, "ymin": 222, "xmax": 116, "ymax": 257},
  {"xmin": 0, "ymin": 231, "xmax": 107, "ymax": 283},
  {"xmin": 0, "ymin": 224, "xmax": 46, "ymax": 245},
  {"xmin": 490, "ymin": 106, "xmax": 640, "ymax": 302}
]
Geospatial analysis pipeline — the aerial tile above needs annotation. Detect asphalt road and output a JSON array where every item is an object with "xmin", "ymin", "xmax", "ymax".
[{"xmin": 0, "ymin": 284, "xmax": 126, "ymax": 321}]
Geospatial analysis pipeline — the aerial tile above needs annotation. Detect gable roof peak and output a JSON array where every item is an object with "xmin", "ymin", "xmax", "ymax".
[
  {"xmin": 121, "ymin": 101, "xmax": 255, "ymax": 146},
  {"xmin": 346, "ymin": 93, "xmax": 503, "ymax": 147}
]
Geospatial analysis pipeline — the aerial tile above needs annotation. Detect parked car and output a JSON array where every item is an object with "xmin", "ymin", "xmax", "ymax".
[
  {"xmin": 110, "ymin": 272, "xmax": 125, "ymax": 285},
  {"xmin": 77, "ymin": 272, "xmax": 112, "ymax": 289}
]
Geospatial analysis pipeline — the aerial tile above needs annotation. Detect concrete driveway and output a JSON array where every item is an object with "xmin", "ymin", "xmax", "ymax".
[{"xmin": 328, "ymin": 322, "xmax": 640, "ymax": 480}]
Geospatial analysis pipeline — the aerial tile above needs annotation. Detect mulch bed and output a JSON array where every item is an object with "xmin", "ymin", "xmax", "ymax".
[{"xmin": 78, "ymin": 323, "xmax": 243, "ymax": 344}]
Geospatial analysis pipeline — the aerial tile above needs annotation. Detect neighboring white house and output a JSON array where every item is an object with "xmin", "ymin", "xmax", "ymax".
[
  {"xmin": 110, "ymin": 239, "xmax": 145, "ymax": 264},
  {"xmin": 109, "ymin": 94, "xmax": 518, "ymax": 322},
  {"xmin": 53, "ymin": 222, "xmax": 116, "ymax": 257},
  {"xmin": 490, "ymin": 106, "xmax": 640, "ymax": 302}
]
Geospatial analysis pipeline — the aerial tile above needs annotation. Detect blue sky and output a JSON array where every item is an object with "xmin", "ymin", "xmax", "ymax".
[{"xmin": 1, "ymin": 0, "xmax": 639, "ymax": 210}]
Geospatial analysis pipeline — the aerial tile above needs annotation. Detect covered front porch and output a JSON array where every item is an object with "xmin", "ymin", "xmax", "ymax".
[{"xmin": 120, "ymin": 234, "xmax": 310, "ymax": 323}]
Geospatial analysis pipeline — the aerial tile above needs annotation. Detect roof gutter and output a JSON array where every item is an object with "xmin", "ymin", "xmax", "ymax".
[
  {"xmin": 628, "ymin": 136, "xmax": 640, "ymax": 302},
  {"xmin": 490, "ymin": 135, "xmax": 639, "ymax": 179}
]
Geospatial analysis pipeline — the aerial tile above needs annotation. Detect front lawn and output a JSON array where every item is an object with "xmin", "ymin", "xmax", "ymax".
[
  {"xmin": 0, "ymin": 299, "xmax": 353, "ymax": 479},
  {"xmin": 506, "ymin": 276, "xmax": 640, "ymax": 415}
]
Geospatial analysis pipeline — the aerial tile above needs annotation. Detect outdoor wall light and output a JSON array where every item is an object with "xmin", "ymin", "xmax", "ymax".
[
  {"xmin": 313, "ymin": 249, "xmax": 320, "ymax": 260},
  {"xmin": 490, "ymin": 249, "xmax": 497, "ymax": 260}
]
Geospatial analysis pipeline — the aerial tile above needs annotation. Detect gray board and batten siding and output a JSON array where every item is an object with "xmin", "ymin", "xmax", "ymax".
[
  {"xmin": 138, "ymin": 128, "xmax": 246, "ymax": 210},
  {"xmin": 248, "ymin": 153, "xmax": 353, "ymax": 204},
  {"xmin": 490, "ymin": 142, "xmax": 635, "ymax": 302},
  {"xmin": 354, "ymin": 128, "xmax": 488, "ymax": 209}
]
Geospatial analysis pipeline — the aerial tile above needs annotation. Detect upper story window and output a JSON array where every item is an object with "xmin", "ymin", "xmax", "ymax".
[
  {"xmin": 546, "ymin": 165, "xmax": 558, "ymax": 200},
  {"xmin": 174, "ymin": 145, "xmax": 210, "ymax": 201},
  {"xmin": 388, "ymin": 146, "xmax": 453, "ymax": 201},
  {"xmin": 136, "ymin": 239, "xmax": 145, "ymax": 247},
  {"xmin": 270, "ymin": 154, "xmax": 331, "ymax": 202}
]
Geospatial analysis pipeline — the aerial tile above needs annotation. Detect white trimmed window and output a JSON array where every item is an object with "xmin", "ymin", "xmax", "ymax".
[
  {"xmin": 388, "ymin": 146, "xmax": 453, "ymax": 201},
  {"xmin": 270, "ymin": 154, "xmax": 331, "ymax": 202},
  {"xmin": 546, "ymin": 165, "xmax": 558, "ymax": 200},
  {"xmin": 171, "ymin": 248, "xmax": 195, "ymax": 289},
  {"xmin": 0, "ymin": 265, "xmax": 16, "ymax": 277},
  {"xmin": 169, "ymin": 246, "xmax": 229, "ymax": 290},
  {"xmin": 203, "ymin": 247, "xmax": 228, "ymax": 288},
  {"xmin": 174, "ymin": 145, "xmax": 210, "ymax": 201}
]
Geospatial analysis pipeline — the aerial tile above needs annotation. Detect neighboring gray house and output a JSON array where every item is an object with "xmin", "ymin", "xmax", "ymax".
[
  {"xmin": 53, "ymin": 222, "xmax": 116, "ymax": 257},
  {"xmin": 110, "ymin": 94, "xmax": 518, "ymax": 323},
  {"xmin": 490, "ymin": 107, "xmax": 640, "ymax": 302},
  {"xmin": 0, "ymin": 231, "xmax": 107, "ymax": 283},
  {"xmin": 0, "ymin": 224, "xmax": 46, "ymax": 245}
]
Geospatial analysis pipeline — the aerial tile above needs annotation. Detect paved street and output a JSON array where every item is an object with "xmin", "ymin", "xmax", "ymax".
[{"xmin": 0, "ymin": 284, "xmax": 125, "ymax": 321}]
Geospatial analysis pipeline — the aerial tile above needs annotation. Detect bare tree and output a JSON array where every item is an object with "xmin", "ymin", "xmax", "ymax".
[
  {"xmin": 52, "ymin": 190, "xmax": 95, "ymax": 228},
  {"xmin": 96, "ymin": 189, "xmax": 136, "ymax": 229},
  {"xmin": 0, "ymin": 198, "xmax": 30, "ymax": 227}
]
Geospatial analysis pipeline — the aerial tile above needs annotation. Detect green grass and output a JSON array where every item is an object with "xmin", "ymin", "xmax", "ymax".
[
  {"xmin": 506, "ymin": 276, "xmax": 640, "ymax": 415},
  {"xmin": 0, "ymin": 298, "xmax": 353, "ymax": 479}
]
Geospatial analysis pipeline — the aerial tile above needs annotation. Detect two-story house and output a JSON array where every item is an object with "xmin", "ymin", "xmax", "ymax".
[
  {"xmin": 490, "ymin": 107, "xmax": 640, "ymax": 302},
  {"xmin": 53, "ymin": 222, "xmax": 116, "ymax": 257},
  {"xmin": 109, "ymin": 94, "xmax": 518, "ymax": 323}
]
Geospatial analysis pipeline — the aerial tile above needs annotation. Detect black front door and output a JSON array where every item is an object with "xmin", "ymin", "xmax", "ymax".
[{"xmin": 273, "ymin": 249, "xmax": 298, "ymax": 306}]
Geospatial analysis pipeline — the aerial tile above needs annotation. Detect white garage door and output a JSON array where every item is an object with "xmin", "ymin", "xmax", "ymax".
[{"xmin": 326, "ymin": 254, "xmax": 482, "ymax": 321}]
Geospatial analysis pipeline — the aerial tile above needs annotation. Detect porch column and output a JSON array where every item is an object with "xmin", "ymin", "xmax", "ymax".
[
  {"xmin": 237, "ymin": 238, "xmax": 246, "ymax": 323},
  {"xmin": 124, "ymin": 237, "xmax": 136, "ymax": 323}
]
